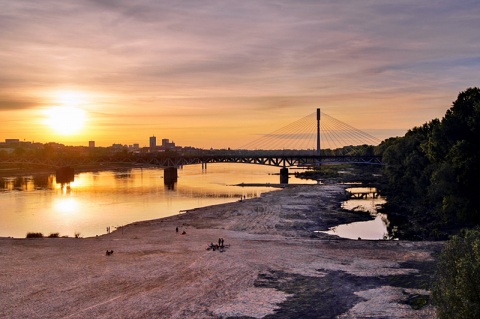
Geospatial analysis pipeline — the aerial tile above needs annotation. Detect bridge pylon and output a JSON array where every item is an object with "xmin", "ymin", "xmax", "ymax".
[
  {"xmin": 280, "ymin": 167, "xmax": 289, "ymax": 184},
  {"xmin": 317, "ymin": 108, "xmax": 321, "ymax": 156},
  {"xmin": 164, "ymin": 167, "xmax": 178, "ymax": 189}
]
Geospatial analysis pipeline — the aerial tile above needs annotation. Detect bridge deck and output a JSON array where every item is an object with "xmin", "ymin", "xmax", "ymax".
[{"xmin": 0, "ymin": 154, "xmax": 383, "ymax": 168}]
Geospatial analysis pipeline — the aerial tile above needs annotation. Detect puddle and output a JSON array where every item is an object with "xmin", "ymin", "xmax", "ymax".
[{"xmin": 318, "ymin": 187, "xmax": 393, "ymax": 240}]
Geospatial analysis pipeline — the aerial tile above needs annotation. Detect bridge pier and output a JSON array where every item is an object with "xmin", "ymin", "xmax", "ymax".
[
  {"xmin": 56, "ymin": 167, "xmax": 75, "ymax": 184},
  {"xmin": 280, "ymin": 167, "xmax": 289, "ymax": 184},
  {"xmin": 164, "ymin": 167, "xmax": 178, "ymax": 189}
]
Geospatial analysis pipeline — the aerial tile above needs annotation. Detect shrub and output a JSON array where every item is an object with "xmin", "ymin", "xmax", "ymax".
[
  {"xmin": 26, "ymin": 232, "xmax": 44, "ymax": 238},
  {"xmin": 432, "ymin": 228, "xmax": 480, "ymax": 318},
  {"xmin": 74, "ymin": 232, "xmax": 81, "ymax": 238},
  {"xmin": 48, "ymin": 232, "xmax": 60, "ymax": 238}
]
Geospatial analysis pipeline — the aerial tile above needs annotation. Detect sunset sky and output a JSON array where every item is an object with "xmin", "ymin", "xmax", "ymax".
[{"xmin": 1, "ymin": 0, "xmax": 479, "ymax": 148}]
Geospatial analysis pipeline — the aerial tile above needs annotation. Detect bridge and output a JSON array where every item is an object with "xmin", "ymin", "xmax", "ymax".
[{"xmin": 1, "ymin": 109, "xmax": 382, "ymax": 184}]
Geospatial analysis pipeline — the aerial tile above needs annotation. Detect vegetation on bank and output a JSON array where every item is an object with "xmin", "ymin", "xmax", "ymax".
[
  {"xmin": 25, "ymin": 232, "xmax": 44, "ymax": 238},
  {"xmin": 25, "ymin": 232, "xmax": 80, "ymax": 238},
  {"xmin": 432, "ymin": 228, "xmax": 480, "ymax": 319},
  {"xmin": 377, "ymin": 87, "xmax": 480, "ymax": 240}
]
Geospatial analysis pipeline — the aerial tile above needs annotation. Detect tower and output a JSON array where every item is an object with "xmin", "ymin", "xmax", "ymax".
[
  {"xmin": 317, "ymin": 108, "xmax": 321, "ymax": 156},
  {"xmin": 149, "ymin": 135, "xmax": 156, "ymax": 151}
]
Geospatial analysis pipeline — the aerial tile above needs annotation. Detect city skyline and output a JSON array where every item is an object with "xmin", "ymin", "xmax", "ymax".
[
  {"xmin": 1, "ymin": 1, "xmax": 479, "ymax": 148},
  {"xmin": 0, "ymin": 136, "xmax": 177, "ymax": 150}
]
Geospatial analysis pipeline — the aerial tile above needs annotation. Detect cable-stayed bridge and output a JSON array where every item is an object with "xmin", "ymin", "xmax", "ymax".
[
  {"xmin": 241, "ymin": 108, "xmax": 380, "ymax": 154},
  {"xmin": 1, "ymin": 109, "xmax": 382, "ymax": 184}
]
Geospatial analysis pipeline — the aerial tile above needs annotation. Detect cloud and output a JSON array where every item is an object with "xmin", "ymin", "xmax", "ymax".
[
  {"xmin": 1, "ymin": 0, "xmax": 480, "ymax": 146},
  {"xmin": 0, "ymin": 96, "xmax": 43, "ymax": 111}
]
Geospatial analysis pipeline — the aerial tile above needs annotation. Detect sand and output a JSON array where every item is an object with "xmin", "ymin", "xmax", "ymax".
[{"xmin": 0, "ymin": 184, "xmax": 442, "ymax": 318}]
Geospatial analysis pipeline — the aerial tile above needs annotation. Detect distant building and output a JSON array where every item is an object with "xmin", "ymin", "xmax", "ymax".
[
  {"xmin": 161, "ymin": 138, "xmax": 175, "ymax": 150},
  {"xmin": 149, "ymin": 136, "xmax": 156, "ymax": 151},
  {"xmin": 133, "ymin": 143, "xmax": 139, "ymax": 150},
  {"xmin": 5, "ymin": 139, "xmax": 20, "ymax": 144},
  {"xmin": 89, "ymin": 141, "xmax": 95, "ymax": 148}
]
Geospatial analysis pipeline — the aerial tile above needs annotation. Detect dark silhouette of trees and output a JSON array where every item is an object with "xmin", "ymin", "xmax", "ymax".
[{"xmin": 378, "ymin": 87, "xmax": 480, "ymax": 239}]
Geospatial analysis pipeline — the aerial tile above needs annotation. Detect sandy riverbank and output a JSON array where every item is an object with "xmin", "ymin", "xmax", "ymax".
[{"xmin": 0, "ymin": 184, "xmax": 442, "ymax": 318}]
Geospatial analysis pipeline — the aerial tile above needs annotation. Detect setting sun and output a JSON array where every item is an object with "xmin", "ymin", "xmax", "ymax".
[{"xmin": 44, "ymin": 106, "xmax": 87, "ymax": 135}]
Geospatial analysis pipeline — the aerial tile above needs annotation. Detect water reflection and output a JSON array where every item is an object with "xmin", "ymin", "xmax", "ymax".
[
  {"xmin": 54, "ymin": 197, "xmax": 78, "ymax": 215},
  {"xmin": 0, "ymin": 164, "xmax": 316, "ymax": 238},
  {"xmin": 320, "ymin": 187, "xmax": 392, "ymax": 240},
  {"xmin": 1, "ymin": 174, "xmax": 56, "ymax": 191}
]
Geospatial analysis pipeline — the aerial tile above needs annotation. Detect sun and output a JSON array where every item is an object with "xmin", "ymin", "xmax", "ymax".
[
  {"xmin": 43, "ymin": 90, "xmax": 89, "ymax": 135},
  {"xmin": 44, "ymin": 106, "xmax": 87, "ymax": 135}
]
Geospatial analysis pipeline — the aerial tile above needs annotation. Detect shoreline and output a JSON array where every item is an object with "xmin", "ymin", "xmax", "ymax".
[{"xmin": 0, "ymin": 184, "xmax": 442, "ymax": 318}]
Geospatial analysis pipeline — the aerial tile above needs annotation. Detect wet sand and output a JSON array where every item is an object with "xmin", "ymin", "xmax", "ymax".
[{"xmin": 0, "ymin": 184, "xmax": 442, "ymax": 318}]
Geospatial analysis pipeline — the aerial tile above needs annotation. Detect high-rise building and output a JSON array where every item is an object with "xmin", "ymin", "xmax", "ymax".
[
  {"xmin": 149, "ymin": 135, "xmax": 156, "ymax": 151},
  {"xmin": 161, "ymin": 138, "xmax": 176, "ymax": 150},
  {"xmin": 89, "ymin": 141, "xmax": 95, "ymax": 148}
]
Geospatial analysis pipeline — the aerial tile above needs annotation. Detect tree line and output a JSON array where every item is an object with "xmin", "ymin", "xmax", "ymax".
[{"xmin": 377, "ymin": 87, "xmax": 480, "ymax": 240}]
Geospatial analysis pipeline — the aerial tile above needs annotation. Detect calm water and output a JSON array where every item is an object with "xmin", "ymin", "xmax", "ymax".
[
  {"xmin": 321, "ymin": 187, "xmax": 391, "ymax": 240},
  {"xmin": 0, "ymin": 164, "xmax": 315, "ymax": 238}
]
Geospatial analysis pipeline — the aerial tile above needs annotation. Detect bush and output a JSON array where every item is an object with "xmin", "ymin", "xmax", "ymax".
[
  {"xmin": 432, "ymin": 228, "xmax": 480, "ymax": 318},
  {"xmin": 48, "ymin": 232, "xmax": 60, "ymax": 238},
  {"xmin": 26, "ymin": 232, "xmax": 44, "ymax": 238}
]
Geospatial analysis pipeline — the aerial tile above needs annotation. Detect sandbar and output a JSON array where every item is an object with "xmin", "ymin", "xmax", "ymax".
[{"xmin": 0, "ymin": 184, "xmax": 441, "ymax": 318}]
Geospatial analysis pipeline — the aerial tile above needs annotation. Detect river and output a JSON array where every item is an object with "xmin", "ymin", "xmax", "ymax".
[
  {"xmin": 1, "ymin": 165, "xmax": 390, "ymax": 239},
  {"xmin": 0, "ymin": 164, "xmax": 316, "ymax": 238}
]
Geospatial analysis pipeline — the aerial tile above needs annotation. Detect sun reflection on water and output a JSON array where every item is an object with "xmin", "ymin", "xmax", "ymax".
[{"xmin": 54, "ymin": 197, "xmax": 79, "ymax": 215}]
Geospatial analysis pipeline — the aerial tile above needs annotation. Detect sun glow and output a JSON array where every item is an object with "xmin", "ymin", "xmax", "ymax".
[
  {"xmin": 57, "ymin": 91, "xmax": 89, "ymax": 106},
  {"xmin": 40, "ymin": 89, "xmax": 94, "ymax": 136},
  {"xmin": 44, "ymin": 106, "xmax": 87, "ymax": 135},
  {"xmin": 54, "ymin": 197, "xmax": 79, "ymax": 215}
]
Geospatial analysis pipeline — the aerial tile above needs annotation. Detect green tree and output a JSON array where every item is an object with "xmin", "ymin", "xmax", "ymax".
[
  {"xmin": 380, "ymin": 87, "xmax": 480, "ymax": 239},
  {"xmin": 433, "ymin": 228, "xmax": 480, "ymax": 319},
  {"xmin": 425, "ymin": 87, "xmax": 480, "ymax": 225}
]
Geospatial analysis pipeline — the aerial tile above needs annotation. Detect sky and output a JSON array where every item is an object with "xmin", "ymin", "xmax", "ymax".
[{"xmin": 1, "ymin": 0, "xmax": 479, "ymax": 149}]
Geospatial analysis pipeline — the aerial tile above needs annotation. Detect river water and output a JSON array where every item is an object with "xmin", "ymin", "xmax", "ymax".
[
  {"xmin": 0, "ymin": 164, "xmax": 316, "ymax": 238},
  {"xmin": 1, "ymin": 165, "xmax": 390, "ymax": 239}
]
